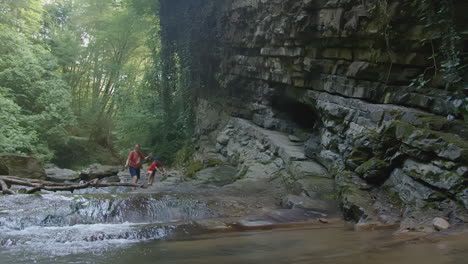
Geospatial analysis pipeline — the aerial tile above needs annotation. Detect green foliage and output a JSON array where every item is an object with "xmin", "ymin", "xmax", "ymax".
[
  {"xmin": 411, "ymin": 0, "xmax": 467, "ymax": 121},
  {"xmin": 113, "ymin": 84, "xmax": 161, "ymax": 158},
  {"xmin": 451, "ymin": 97, "xmax": 468, "ymax": 122},
  {"xmin": 204, "ymin": 159, "xmax": 225, "ymax": 168},
  {"xmin": 153, "ymin": 0, "xmax": 224, "ymax": 163},
  {"xmin": 49, "ymin": 28, "xmax": 82, "ymax": 69},
  {"xmin": 186, "ymin": 161, "xmax": 203, "ymax": 178},
  {"xmin": 172, "ymin": 145, "xmax": 196, "ymax": 168},
  {"xmin": 0, "ymin": 0, "xmax": 198, "ymax": 166},
  {"xmin": 0, "ymin": 24, "xmax": 74, "ymax": 160},
  {"xmin": 0, "ymin": 0, "xmax": 43, "ymax": 34},
  {"xmin": 413, "ymin": 0, "xmax": 464, "ymax": 87},
  {"xmin": 52, "ymin": 136, "xmax": 120, "ymax": 169},
  {"xmin": 0, "ymin": 91, "xmax": 37, "ymax": 154}
]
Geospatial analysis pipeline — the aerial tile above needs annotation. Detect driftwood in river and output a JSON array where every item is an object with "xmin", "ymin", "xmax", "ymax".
[{"xmin": 0, "ymin": 176, "xmax": 144, "ymax": 194}]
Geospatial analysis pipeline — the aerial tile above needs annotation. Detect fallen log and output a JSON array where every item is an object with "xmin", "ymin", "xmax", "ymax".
[
  {"xmin": 0, "ymin": 176, "xmax": 144, "ymax": 195},
  {"xmin": 0, "ymin": 180, "xmax": 15, "ymax": 195}
]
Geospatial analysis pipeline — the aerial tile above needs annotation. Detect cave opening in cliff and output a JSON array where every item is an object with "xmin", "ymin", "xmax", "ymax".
[{"xmin": 270, "ymin": 94, "xmax": 318, "ymax": 131}]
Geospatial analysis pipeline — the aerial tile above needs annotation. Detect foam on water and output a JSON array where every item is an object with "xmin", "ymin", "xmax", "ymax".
[{"xmin": 0, "ymin": 192, "xmax": 220, "ymax": 261}]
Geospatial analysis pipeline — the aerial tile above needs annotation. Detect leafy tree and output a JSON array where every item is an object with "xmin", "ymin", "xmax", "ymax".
[
  {"xmin": 42, "ymin": 0, "xmax": 154, "ymax": 147},
  {"xmin": 0, "ymin": 90, "xmax": 38, "ymax": 154},
  {"xmin": 1, "ymin": 0, "xmax": 193, "ymax": 165},
  {"xmin": 0, "ymin": 24, "xmax": 74, "ymax": 160},
  {"xmin": 0, "ymin": 0, "xmax": 43, "ymax": 34}
]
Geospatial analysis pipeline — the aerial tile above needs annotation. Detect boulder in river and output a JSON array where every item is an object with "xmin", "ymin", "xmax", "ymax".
[
  {"xmin": 45, "ymin": 167, "xmax": 81, "ymax": 182},
  {"xmin": 80, "ymin": 164, "xmax": 121, "ymax": 180},
  {"xmin": 0, "ymin": 153, "xmax": 46, "ymax": 179},
  {"xmin": 100, "ymin": 175, "xmax": 121, "ymax": 183}
]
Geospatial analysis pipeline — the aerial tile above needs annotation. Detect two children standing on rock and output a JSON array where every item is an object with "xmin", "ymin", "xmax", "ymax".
[{"xmin": 125, "ymin": 144, "xmax": 166, "ymax": 186}]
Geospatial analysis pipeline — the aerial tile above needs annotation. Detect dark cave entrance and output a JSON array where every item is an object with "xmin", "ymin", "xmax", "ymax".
[{"xmin": 270, "ymin": 92, "xmax": 318, "ymax": 132}]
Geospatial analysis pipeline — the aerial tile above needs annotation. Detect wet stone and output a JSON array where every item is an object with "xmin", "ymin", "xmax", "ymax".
[
  {"xmin": 80, "ymin": 164, "xmax": 120, "ymax": 180},
  {"xmin": 282, "ymin": 194, "xmax": 330, "ymax": 212},
  {"xmin": 235, "ymin": 220, "xmax": 275, "ymax": 228},
  {"xmin": 288, "ymin": 135, "xmax": 302, "ymax": 142},
  {"xmin": 46, "ymin": 167, "xmax": 81, "ymax": 182},
  {"xmin": 433, "ymin": 217, "xmax": 450, "ymax": 231}
]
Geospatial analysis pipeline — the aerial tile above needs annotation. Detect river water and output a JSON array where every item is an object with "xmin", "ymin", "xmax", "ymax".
[
  {"xmin": 1, "ymin": 183, "xmax": 467, "ymax": 264},
  {"xmin": 1, "ymin": 225, "xmax": 467, "ymax": 264}
]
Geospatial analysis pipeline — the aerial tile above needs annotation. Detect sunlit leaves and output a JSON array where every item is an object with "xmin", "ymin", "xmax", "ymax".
[
  {"xmin": 0, "ymin": 0, "xmax": 43, "ymax": 34},
  {"xmin": 0, "ymin": 25, "xmax": 74, "ymax": 159}
]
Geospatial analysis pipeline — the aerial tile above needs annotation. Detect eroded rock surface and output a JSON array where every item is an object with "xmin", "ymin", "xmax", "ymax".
[
  {"xmin": 159, "ymin": 0, "xmax": 468, "ymax": 231},
  {"xmin": 0, "ymin": 153, "xmax": 46, "ymax": 179}
]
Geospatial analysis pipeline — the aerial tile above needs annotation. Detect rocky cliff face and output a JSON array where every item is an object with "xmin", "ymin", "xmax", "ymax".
[{"xmin": 160, "ymin": 0, "xmax": 468, "ymax": 230}]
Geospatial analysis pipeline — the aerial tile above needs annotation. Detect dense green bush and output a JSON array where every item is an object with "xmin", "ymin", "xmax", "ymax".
[
  {"xmin": 0, "ymin": 25, "xmax": 74, "ymax": 160},
  {"xmin": 0, "ymin": 91, "xmax": 37, "ymax": 154}
]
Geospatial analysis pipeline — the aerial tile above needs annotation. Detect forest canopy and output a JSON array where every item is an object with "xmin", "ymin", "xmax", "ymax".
[{"xmin": 0, "ymin": 0, "xmax": 192, "ymax": 167}]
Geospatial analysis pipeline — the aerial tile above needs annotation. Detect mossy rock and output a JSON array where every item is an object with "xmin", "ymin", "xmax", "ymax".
[
  {"xmin": 402, "ymin": 159, "xmax": 464, "ymax": 192},
  {"xmin": 416, "ymin": 116, "xmax": 449, "ymax": 131},
  {"xmin": 407, "ymin": 114, "xmax": 468, "ymax": 140},
  {"xmin": 173, "ymin": 145, "xmax": 196, "ymax": 167},
  {"xmin": 355, "ymin": 158, "xmax": 390, "ymax": 184},
  {"xmin": 392, "ymin": 121, "xmax": 468, "ymax": 162},
  {"xmin": 340, "ymin": 185, "xmax": 375, "ymax": 222},
  {"xmin": 388, "ymin": 191, "xmax": 404, "ymax": 207},
  {"xmin": 347, "ymin": 148, "xmax": 372, "ymax": 168},
  {"xmin": 0, "ymin": 153, "xmax": 46, "ymax": 179},
  {"xmin": 196, "ymin": 165, "xmax": 238, "ymax": 187},
  {"xmin": 186, "ymin": 161, "xmax": 203, "ymax": 178},
  {"xmin": 204, "ymin": 159, "xmax": 225, "ymax": 168}
]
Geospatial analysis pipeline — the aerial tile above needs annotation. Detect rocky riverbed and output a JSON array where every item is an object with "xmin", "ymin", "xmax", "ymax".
[
  {"xmin": 0, "ymin": 163, "xmax": 342, "ymax": 260},
  {"xmin": 0, "ymin": 172, "xmax": 467, "ymax": 264},
  {"xmin": 1, "ymin": 150, "xmax": 467, "ymax": 263}
]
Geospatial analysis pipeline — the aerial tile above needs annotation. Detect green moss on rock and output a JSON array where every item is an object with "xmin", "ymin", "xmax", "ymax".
[
  {"xmin": 355, "ymin": 158, "xmax": 390, "ymax": 184},
  {"xmin": 348, "ymin": 148, "xmax": 372, "ymax": 167},
  {"xmin": 204, "ymin": 159, "xmax": 225, "ymax": 168},
  {"xmin": 392, "ymin": 121, "xmax": 468, "ymax": 162},
  {"xmin": 186, "ymin": 161, "xmax": 204, "ymax": 178}
]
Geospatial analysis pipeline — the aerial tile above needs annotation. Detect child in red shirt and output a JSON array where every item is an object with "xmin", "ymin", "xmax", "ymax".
[{"xmin": 147, "ymin": 156, "xmax": 166, "ymax": 186}]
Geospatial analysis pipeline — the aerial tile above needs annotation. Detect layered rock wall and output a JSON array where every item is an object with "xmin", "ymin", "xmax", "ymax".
[{"xmin": 160, "ymin": 0, "xmax": 468, "ymax": 229}]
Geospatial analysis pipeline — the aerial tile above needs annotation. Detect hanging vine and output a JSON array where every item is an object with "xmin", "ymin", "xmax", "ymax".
[
  {"xmin": 156, "ymin": 0, "xmax": 221, "ymax": 161},
  {"xmin": 410, "ymin": 0, "xmax": 467, "ymax": 120}
]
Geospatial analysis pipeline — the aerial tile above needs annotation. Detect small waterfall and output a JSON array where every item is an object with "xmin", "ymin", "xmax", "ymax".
[
  {"xmin": 0, "ymin": 193, "xmax": 218, "ymax": 230},
  {"xmin": 0, "ymin": 193, "xmax": 218, "ymax": 257}
]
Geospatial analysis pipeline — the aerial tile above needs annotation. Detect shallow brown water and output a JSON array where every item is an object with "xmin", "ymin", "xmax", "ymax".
[{"xmin": 11, "ymin": 225, "xmax": 463, "ymax": 264}]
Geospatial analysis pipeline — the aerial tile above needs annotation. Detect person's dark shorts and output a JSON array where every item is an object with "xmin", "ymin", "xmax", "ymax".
[{"xmin": 129, "ymin": 167, "xmax": 141, "ymax": 179}]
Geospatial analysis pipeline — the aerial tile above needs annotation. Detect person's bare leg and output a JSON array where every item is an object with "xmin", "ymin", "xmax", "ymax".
[
  {"xmin": 148, "ymin": 172, "xmax": 154, "ymax": 185},
  {"xmin": 132, "ymin": 176, "xmax": 138, "ymax": 190}
]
